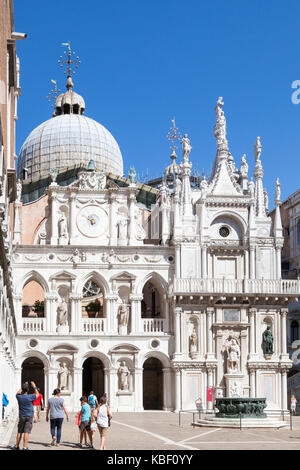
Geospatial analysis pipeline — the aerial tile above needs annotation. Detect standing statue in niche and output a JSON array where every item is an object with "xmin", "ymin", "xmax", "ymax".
[
  {"xmin": 118, "ymin": 299, "xmax": 129, "ymax": 330},
  {"xmin": 58, "ymin": 362, "xmax": 69, "ymax": 390},
  {"xmin": 16, "ymin": 179, "xmax": 22, "ymax": 202},
  {"xmin": 263, "ymin": 325, "xmax": 274, "ymax": 355},
  {"xmin": 57, "ymin": 299, "xmax": 68, "ymax": 326},
  {"xmin": 118, "ymin": 218, "xmax": 128, "ymax": 242},
  {"xmin": 118, "ymin": 361, "xmax": 130, "ymax": 391},
  {"xmin": 58, "ymin": 213, "xmax": 68, "ymax": 238},
  {"xmin": 225, "ymin": 337, "xmax": 240, "ymax": 373},
  {"xmin": 189, "ymin": 327, "xmax": 198, "ymax": 354}
]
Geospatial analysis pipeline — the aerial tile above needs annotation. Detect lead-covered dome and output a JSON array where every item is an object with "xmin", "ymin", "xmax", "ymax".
[{"xmin": 17, "ymin": 75, "xmax": 123, "ymax": 182}]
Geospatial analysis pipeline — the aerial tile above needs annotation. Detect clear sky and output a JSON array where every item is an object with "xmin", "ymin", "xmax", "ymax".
[{"xmin": 14, "ymin": 0, "xmax": 300, "ymax": 207}]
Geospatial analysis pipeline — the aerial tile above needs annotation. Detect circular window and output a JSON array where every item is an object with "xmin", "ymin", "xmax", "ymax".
[
  {"xmin": 28, "ymin": 339, "xmax": 38, "ymax": 349},
  {"xmin": 150, "ymin": 339, "xmax": 160, "ymax": 349},
  {"xmin": 90, "ymin": 339, "xmax": 99, "ymax": 349},
  {"xmin": 48, "ymin": 254, "xmax": 55, "ymax": 260},
  {"xmin": 168, "ymin": 256, "xmax": 174, "ymax": 263},
  {"xmin": 219, "ymin": 226, "xmax": 230, "ymax": 238},
  {"xmin": 133, "ymin": 255, "xmax": 139, "ymax": 261}
]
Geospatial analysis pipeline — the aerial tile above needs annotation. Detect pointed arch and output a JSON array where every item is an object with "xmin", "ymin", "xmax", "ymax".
[
  {"xmin": 18, "ymin": 270, "xmax": 49, "ymax": 296},
  {"xmin": 76, "ymin": 271, "xmax": 110, "ymax": 297}
]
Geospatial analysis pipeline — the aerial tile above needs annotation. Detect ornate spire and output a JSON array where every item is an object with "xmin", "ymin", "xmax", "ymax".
[
  {"xmin": 254, "ymin": 136, "xmax": 266, "ymax": 217},
  {"xmin": 274, "ymin": 178, "xmax": 283, "ymax": 238},
  {"xmin": 180, "ymin": 133, "xmax": 193, "ymax": 216},
  {"xmin": 54, "ymin": 41, "xmax": 85, "ymax": 116}
]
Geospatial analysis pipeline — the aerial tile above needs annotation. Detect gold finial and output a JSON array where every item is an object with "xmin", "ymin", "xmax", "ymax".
[
  {"xmin": 58, "ymin": 41, "xmax": 81, "ymax": 83},
  {"xmin": 166, "ymin": 118, "xmax": 182, "ymax": 154},
  {"xmin": 46, "ymin": 79, "xmax": 61, "ymax": 108}
]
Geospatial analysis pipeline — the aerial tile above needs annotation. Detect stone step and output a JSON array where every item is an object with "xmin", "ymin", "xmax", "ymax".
[{"xmin": 194, "ymin": 418, "xmax": 289, "ymax": 428}]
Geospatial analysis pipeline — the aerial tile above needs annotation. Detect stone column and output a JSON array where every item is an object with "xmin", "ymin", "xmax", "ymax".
[
  {"xmin": 69, "ymin": 192, "xmax": 77, "ymax": 242},
  {"xmin": 201, "ymin": 246, "xmax": 207, "ymax": 278},
  {"xmin": 44, "ymin": 293, "xmax": 58, "ymax": 333},
  {"xmin": 174, "ymin": 368, "xmax": 181, "ymax": 412},
  {"xmin": 109, "ymin": 369, "xmax": 118, "ymax": 411},
  {"xmin": 249, "ymin": 308, "xmax": 257, "ymax": 358},
  {"xmin": 174, "ymin": 307, "xmax": 182, "ymax": 359},
  {"xmin": 69, "ymin": 294, "xmax": 82, "ymax": 334},
  {"xmin": 162, "ymin": 368, "xmax": 173, "ymax": 411},
  {"xmin": 109, "ymin": 193, "xmax": 118, "ymax": 245},
  {"xmin": 134, "ymin": 368, "xmax": 144, "ymax": 411},
  {"xmin": 129, "ymin": 294, "xmax": 143, "ymax": 335},
  {"xmin": 106, "ymin": 295, "xmax": 119, "ymax": 334},
  {"xmin": 50, "ymin": 192, "xmax": 58, "ymax": 244},
  {"xmin": 249, "ymin": 246, "xmax": 255, "ymax": 279},
  {"xmin": 13, "ymin": 294, "xmax": 23, "ymax": 333},
  {"xmin": 128, "ymin": 191, "xmax": 136, "ymax": 245},
  {"xmin": 281, "ymin": 369, "xmax": 288, "ymax": 410},
  {"xmin": 175, "ymin": 244, "xmax": 180, "ymax": 278},
  {"xmin": 244, "ymin": 250, "xmax": 249, "ymax": 279},
  {"xmin": 73, "ymin": 367, "xmax": 83, "ymax": 410},
  {"xmin": 206, "ymin": 307, "xmax": 214, "ymax": 360},
  {"xmin": 250, "ymin": 369, "xmax": 256, "ymax": 398},
  {"xmin": 280, "ymin": 308, "xmax": 289, "ymax": 360},
  {"xmin": 104, "ymin": 368, "xmax": 109, "ymax": 395}
]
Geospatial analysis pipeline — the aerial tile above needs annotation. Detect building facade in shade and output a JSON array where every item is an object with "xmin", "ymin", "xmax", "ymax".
[
  {"xmin": 270, "ymin": 190, "xmax": 300, "ymax": 410},
  {"xmin": 0, "ymin": 0, "xmax": 25, "ymax": 424},
  {"xmin": 10, "ymin": 67, "xmax": 300, "ymax": 414}
]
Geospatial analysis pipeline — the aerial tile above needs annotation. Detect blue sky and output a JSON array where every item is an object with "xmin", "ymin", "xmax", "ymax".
[{"xmin": 14, "ymin": 0, "xmax": 300, "ymax": 207}]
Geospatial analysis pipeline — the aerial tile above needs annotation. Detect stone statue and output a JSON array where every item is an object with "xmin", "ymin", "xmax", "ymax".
[
  {"xmin": 248, "ymin": 177, "xmax": 255, "ymax": 198},
  {"xmin": 58, "ymin": 214, "xmax": 68, "ymax": 238},
  {"xmin": 16, "ymin": 179, "xmax": 22, "ymax": 202},
  {"xmin": 240, "ymin": 154, "xmax": 248, "ymax": 178},
  {"xmin": 214, "ymin": 97, "xmax": 227, "ymax": 143},
  {"xmin": 118, "ymin": 361, "xmax": 130, "ymax": 391},
  {"xmin": 118, "ymin": 218, "xmax": 128, "ymax": 242},
  {"xmin": 263, "ymin": 325, "xmax": 273, "ymax": 355},
  {"xmin": 57, "ymin": 299, "xmax": 68, "ymax": 326},
  {"xmin": 181, "ymin": 134, "xmax": 192, "ymax": 162},
  {"xmin": 58, "ymin": 362, "xmax": 69, "ymax": 390},
  {"xmin": 275, "ymin": 177, "xmax": 281, "ymax": 201},
  {"xmin": 128, "ymin": 166, "xmax": 136, "ymax": 184},
  {"xmin": 254, "ymin": 136, "xmax": 262, "ymax": 162},
  {"xmin": 118, "ymin": 300, "xmax": 129, "ymax": 327},
  {"xmin": 263, "ymin": 188, "xmax": 269, "ymax": 212},
  {"xmin": 189, "ymin": 327, "xmax": 198, "ymax": 353},
  {"xmin": 200, "ymin": 177, "xmax": 208, "ymax": 199},
  {"xmin": 50, "ymin": 167, "xmax": 58, "ymax": 183},
  {"xmin": 226, "ymin": 337, "xmax": 240, "ymax": 373}
]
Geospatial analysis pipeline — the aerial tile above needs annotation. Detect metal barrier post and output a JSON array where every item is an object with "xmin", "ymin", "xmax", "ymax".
[
  {"xmin": 290, "ymin": 411, "xmax": 293, "ymax": 431},
  {"xmin": 239, "ymin": 412, "xmax": 242, "ymax": 431}
]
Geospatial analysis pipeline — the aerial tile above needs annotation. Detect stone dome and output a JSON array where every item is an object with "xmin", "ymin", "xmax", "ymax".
[{"xmin": 17, "ymin": 113, "xmax": 124, "ymax": 182}]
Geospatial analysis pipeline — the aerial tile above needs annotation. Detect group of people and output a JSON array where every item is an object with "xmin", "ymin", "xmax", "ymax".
[{"xmin": 13, "ymin": 382, "xmax": 112, "ymax": 450}]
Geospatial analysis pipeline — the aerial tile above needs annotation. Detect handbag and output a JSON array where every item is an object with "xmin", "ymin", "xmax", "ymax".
[{"xmin": 75, "ymin": 410, "xmax": 81, "ymax": 426}]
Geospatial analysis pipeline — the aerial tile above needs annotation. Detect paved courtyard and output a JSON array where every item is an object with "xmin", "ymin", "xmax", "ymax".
[{"xmin": 1, "ymin": 412, "xmax": 300, "ymax": 451}]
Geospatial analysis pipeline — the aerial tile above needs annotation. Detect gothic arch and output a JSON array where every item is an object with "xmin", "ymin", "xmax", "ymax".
[
  {"xmin": 18, "ymin": 270, "xmax": 49, "ymax": 296},
  {"xmin": 76, "ymin": 271, "xmax": 110, "ymax": 298},
  {"xmin": 134, "ymin": 271, "xmax": 168, "ymax": 296}
]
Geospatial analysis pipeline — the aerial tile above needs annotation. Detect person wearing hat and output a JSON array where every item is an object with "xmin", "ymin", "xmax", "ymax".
[{"xmin": 46, "ymin": 388, "xmax": 69, "ymax": 447}]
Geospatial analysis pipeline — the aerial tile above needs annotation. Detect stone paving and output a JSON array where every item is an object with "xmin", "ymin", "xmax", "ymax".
[{"xmin": 1, "ymin": 411, "xmax": 300, "ymax": 451}]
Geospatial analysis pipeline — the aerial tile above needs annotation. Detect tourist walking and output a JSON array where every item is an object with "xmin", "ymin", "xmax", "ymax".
[
  {"xmin": 291, "ymin": 394, "xmax": 297, "ymax": 415},
  {"xmin": 33, "ymin": 388, "xmax": 44, "ymax": 423},
  {"xmin": 13, "ymin": 381, "xmax": 39, "ymax": 450},
  {"xmin": 96, "ymin": 395, "xmax": 112, "ymax": 450},
  {"xmin": 77, "ymin": 396, "xmax": 93, "ymax": 448},
  {"xmin": 88, "ymin": 390, "xmax": 98, "ymax": 410},
  {"xmin": 46, "ymin": 388, "xmax": 69, "ymax": 447}
]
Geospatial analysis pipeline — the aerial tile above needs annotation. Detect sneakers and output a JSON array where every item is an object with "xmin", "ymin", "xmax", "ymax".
[
  {"xmin": 76, "ymin": 443, "xmax": 83, "ymax": 448},
  {"xmin": 11, "ymin": 445, "xmax": 19, "ymax": 450},
  {"xmin": 51, "ymin": 436, "xmax": 56, "ymax": 446},
  {"xmin": 22, "ymin": 447, "xmax": 29, "ymax": 450}
]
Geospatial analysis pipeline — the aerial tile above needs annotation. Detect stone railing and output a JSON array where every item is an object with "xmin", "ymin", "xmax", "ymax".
[
  {"xmin": 21, "ymin": 318, "xmax": 46, "ymax": 333},
  {"xmin": 173, "ymin": 278, "xmax": 300, "ymax": 296},
  {"xmin": 82, "ymin": 318, "xmax": 107, "ymax": 333},
  {"xmin": 142, "ymin": 318, "xmax": 167, "ymax": 334}
]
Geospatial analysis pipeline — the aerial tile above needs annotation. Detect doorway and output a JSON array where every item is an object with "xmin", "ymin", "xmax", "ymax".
[
  {"xmin": 21, "ymin": 357, "xmax": 45, "ymax": 397},
  {"xmin": 143, "ymin": 357, "xmax": 163, "ymax": 410},
  {"xmin": 82, "ymin": 357, "xmax": 104, "ymax": 403}
]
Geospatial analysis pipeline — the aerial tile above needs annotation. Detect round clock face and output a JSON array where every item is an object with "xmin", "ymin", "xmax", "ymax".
[{"xmin": 76, "ymin": 205, "xmax": 108, "ymax": 238}]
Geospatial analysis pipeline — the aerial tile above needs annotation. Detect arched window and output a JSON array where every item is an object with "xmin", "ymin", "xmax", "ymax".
[
  {"xmin": 142, "ymin": 279, "xmax": 163, "ymax": 318},
  {"xmin": 82, "ymin": 279, "xmax": 104, "ymax": 318},
  {"xmin": 22, "ymin": 280, "xmax": 45, "ymax": 318},
  {"xmin": 291, "ymin": 320, "xmax": 299, "ymax": 342}
]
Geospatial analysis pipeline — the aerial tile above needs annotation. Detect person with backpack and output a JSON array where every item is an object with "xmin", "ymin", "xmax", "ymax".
[
  {"xmin": 96, "ymin": 395, "xmax": 112, "ymax": 450},
  {"xmin": 88, "ymin": 391, "xmax": 98, "ymax": 411}
]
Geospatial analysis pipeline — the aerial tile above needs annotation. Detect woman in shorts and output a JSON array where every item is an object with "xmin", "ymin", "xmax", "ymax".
[{"xmin": 96, "ymin": 396, "xmax": 112, "ymax": 450}]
